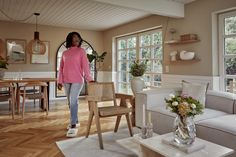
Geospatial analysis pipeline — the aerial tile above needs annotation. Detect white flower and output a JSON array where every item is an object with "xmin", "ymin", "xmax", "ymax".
[
  {"xmin": 183, "ymin": 102, "xmax": 188, "ymax": 106},
  {"xmin": 172, "ymin": 101, "xmax": 178, "ymax": 106},
  {"xmin": 169, "ymin": 94, "xmax": 175, "ymax": 99},
  {"xmin": 191, "ymin": 103, "xmax": 196, "ymax": 109}
]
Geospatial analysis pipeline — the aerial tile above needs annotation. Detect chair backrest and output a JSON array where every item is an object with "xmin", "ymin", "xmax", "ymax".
[
  {"xmin": 20, "ymin": 81, "xmax": 47, "ymax": 94},
  {"xmin": 0, "ymin": 82, "xmax": 14, "ymax": 101},
  {"xmin": 87, "ymin": 82, "xmax": 117, "ymax": 106}
]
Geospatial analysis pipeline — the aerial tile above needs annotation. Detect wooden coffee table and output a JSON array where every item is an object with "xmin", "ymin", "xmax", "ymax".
[{"xmin": 117, "ymin": 133, "xmax": 234, "ymax": 157}]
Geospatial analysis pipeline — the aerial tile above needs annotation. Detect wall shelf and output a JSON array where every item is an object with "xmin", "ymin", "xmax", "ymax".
[
  {"xmin": 170, "ymin": 58, "xmax": 201, "ymax": 64},
  {"xmin": 165, "ymin": 39, "xmax": 200, "ymax": 45}
]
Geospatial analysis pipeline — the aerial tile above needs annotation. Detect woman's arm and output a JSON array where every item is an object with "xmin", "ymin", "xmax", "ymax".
[
  {"xmin": 58, "ymin": 53, "xmax": 65, "ymax": 85},
  {"xmin": 81, "ymin": 49, "xmax": 93, "ymax": 82}
]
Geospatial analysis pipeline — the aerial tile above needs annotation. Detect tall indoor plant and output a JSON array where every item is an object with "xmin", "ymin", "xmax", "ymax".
[
  {"xmin": 0, "ymin": 56, "xmax": 9, "ymax": 79},
  {"xmin": 129, "ymin": 60, "xmax": 147, "ymax": 95}
]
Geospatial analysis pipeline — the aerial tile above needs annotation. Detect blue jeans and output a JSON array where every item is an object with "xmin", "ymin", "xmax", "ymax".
[{"xmin": 64, "ymin": 83, "xmax": 83, "ymax": 125}]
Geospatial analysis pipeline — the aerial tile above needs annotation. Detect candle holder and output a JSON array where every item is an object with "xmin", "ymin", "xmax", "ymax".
[
  {"xmin": 141, "ymin": 126, "xmax": 147, "ymax": 139},
  {"xmin": 146, "ymin": 122, "xmax": 153, "ymax": 138}
]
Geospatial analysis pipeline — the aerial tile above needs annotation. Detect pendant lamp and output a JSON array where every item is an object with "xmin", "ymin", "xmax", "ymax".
[{"xmin": 28, "ymin": 13, "xmax": 46, "ymax": 55}]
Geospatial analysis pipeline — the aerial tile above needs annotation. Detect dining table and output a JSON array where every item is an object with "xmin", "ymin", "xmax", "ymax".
[{"xmin": 0, "ymin": 77, "xmax": 57, "ymax": 110}]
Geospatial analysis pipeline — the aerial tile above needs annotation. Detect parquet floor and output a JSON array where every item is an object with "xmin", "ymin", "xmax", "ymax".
[{"xmin": 0, "ymin": 98, "xmax": 128, "ymax": 157}]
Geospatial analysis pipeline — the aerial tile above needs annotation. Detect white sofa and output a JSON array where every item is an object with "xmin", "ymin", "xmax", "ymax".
[{"xmin": 135, "ymin": 88, "xmax": 236, "ymax": 156}]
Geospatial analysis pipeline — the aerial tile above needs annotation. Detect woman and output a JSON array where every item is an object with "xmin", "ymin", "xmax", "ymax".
[{"xmin": 58, "ymin": 32, "xmax": 93, "ymax": 137}]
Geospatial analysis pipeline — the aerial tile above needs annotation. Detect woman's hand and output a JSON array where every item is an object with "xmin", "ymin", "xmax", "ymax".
[{"xmin": 57, "ymin": 83, "xmax": 63, "ymax": 90}]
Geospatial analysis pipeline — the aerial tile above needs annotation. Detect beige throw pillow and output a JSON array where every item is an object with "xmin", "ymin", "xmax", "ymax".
[{"xmin": 181, "ymin": 80, "xmax": 209, "ymax": 107}]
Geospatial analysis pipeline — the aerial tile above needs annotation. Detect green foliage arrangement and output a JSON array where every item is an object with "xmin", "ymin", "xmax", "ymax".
[
  {"xmin": 87, "ymin": 51, "xmax": 107, "ymax": 63},
  {"xmin": 129, "ymin": 60, "xmax": 147, "ymax": 77},
  {"xmin": 0, "ymin": 56, "xmax": 9, "ymax": 69},
  {"xmin": 165, "ymin": 94, "xmax": 204, "ymax": 118}
]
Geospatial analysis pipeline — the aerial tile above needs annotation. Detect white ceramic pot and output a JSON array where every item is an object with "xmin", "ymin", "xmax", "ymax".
[
  {"xmin": 0, "ymin": 68, "xmax": 5, "ymax": 79},
  {"xmin": 180, "ymin": 51, "xmax": 195, "ymax": 60},
  {"xmin": 131, "ymin": 77, "xmax": 145, "ymax": 96}
]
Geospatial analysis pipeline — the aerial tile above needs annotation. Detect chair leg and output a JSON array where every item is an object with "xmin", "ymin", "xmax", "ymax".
[
  {"xmin": 86, "ymin": 111, "xmax": 94, "ymax": 138},
  {"xmin": 44, "ymin": 87, "xmax": 48, "ymax": 116},
  {"xmin": 125, "ymin": 113, "xmax": 133, "ymax": 137},
  {"xmin": 93, "ymin": 106, "xmax": 103, "ymax": 149},
  {"xmin": 114, "ymin": 115, "xmax": 122, "ymax": 133},
  {"xmin": 17, "ymin": 89, "xmax": 20, "ymax": 114},
  {"xmin": 22, "ymin": 94, "xmax": 25, "ymax": 119},
  {"xmin": 10, "ymin": 100, "xmax": 14, "ymax": 119}
]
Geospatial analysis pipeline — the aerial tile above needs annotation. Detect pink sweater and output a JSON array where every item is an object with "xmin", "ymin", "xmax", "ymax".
[{"xmin": 58, "ymin": 46, "xmax": 93, "ymax": 84}]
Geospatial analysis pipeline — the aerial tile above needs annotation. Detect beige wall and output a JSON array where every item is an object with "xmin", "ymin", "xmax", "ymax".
[
  {"xmin": 0, "ymin": 21, "xmax": 104, "ymax": 72},
  {"xmin": 102, "ymin": 0, "xmax": 236, "ymax": 76}
]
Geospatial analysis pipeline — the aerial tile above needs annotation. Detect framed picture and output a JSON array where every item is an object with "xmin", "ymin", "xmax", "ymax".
[
  {"xmin": 31, "ymin": 41, "xmax": 50, "ymax": 64},
  {"xmin": 6, "ymin": 39, "xmax": 26, "ymax": 64}
]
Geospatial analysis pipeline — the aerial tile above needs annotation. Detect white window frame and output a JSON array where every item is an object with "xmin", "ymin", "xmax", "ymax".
[
  {"xmin": 219, "ymin": 10, "xmax": 236, "ymax": 91},
  {"xmin": 116, "ymin": 28, "xmax": 163, "ymax": 94}
]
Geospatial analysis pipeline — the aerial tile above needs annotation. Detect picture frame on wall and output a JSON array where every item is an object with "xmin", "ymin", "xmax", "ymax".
[
  {"xmin": 6, "ymin": 39, "xmax": 26, "ymax": 64},
  {"xmin": 31, "ymin": 41, "xmax": 50, "ymax": 64}
]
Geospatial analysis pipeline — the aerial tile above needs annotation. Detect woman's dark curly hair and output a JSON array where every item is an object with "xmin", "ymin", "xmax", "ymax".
[{"xmin": 66, "ymin": 32, "xmax": 83, "ymax": 48}]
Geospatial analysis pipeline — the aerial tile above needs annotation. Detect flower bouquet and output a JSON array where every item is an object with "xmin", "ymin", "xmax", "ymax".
[{"xmin": 165, "ymin": 94, "xmax": 204, "ymax": 145}]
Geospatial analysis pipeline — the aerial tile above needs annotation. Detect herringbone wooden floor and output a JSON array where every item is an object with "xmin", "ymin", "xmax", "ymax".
[{"xmin": 0, "ymin": 99, "xmax": 128, "ymax": 157}]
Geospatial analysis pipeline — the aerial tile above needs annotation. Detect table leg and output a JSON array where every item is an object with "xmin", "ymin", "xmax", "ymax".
[
  {"xmin": 40, "ymin": 82, "xmax": 49, "ymax": 110},
  {"xmin": 130, "ymin": 97, "xmax": 135, "ymax": 127}
]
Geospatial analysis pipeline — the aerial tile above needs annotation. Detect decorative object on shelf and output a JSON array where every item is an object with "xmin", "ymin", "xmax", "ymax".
[
  {"xmin": 180, "ymin": 51, "xmax": 195, "ymax": 60},
  {"xmin": 0, "ymin": 56, "xmax": 9, "ymax": 79},
  {"xmin": 28, "ymin": 13, "xmax": 46, "ymax": 55},
  {"xmin": 87, "ymin": 51, "xmax": 107, "ymax": 81},
  {"xmin": 165, "ymin": 94, "xmax": 204, "ymax": 145},
  {"xmin": 31, "ymin": 41, "xmax": 49, "ymax": 64},
  {"xmin": 6, "ymin": 39, "xmax": 26, "ymax": 64},
  {"xmin": 170, "ymin": 51, "xmax": 178, "ymax": 61},
  {"xmin": 169, "ymin": 28, "xmax": 177, "ymax": 40},
  {"xmin": 180, "ymin": 34, "xmax": 198, "ymax": 41},
  {"xmin": 129, "ymin": 60, "xmax": 147, "ymax": 96}
]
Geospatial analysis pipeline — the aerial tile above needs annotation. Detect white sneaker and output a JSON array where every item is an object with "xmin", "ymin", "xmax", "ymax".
[
  {"xmin": 67, "ymin": 123, "xmax": 80, "ymax": 129},
  {"xmin": 66, "ymin": 128, "xmax": 78, "ymax": 137}
]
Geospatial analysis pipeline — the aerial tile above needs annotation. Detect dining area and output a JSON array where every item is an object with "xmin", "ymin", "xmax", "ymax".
[{"xmin": 0, "ymin": 77, "xmax": 57, "ymax": 120}]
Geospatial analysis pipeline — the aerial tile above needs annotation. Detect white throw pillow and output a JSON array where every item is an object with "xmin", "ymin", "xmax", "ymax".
[{"xmin": 181, "ymin": 80, "xmax": 209, "ymax": 107}]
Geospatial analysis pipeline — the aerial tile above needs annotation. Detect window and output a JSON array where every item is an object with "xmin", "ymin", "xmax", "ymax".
[
  {"xmin": 116, "ymin": 29, "xmax": 163, "ymax": 93},
  {"xmin": 219, "ymin": 11, "xmax": 236, "ymax": 93}
]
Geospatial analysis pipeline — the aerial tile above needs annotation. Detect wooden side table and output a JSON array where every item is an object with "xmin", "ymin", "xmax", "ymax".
[{"xmin": 115, "ymin": 93, "xmax": 135, "ymax": 127}]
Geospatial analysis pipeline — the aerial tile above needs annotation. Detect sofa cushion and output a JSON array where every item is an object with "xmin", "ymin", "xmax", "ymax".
[
  {"xmin": 206, "ymin": 90, "xmax": 236, "ymax": 114},
  {"xmin": 182, "ymin": 80, "xmax": 209, "ymax": 106},
  {"xmin": 197, "ymin": 115, "xmax": 236, "ymax": 136},
  {"xmin": 148, "ymin": 106, "xmax": 228, "ymax": 123},
  {"xmin": 196, "ymin": 115, "xmax": 236, "ymax": 154}
]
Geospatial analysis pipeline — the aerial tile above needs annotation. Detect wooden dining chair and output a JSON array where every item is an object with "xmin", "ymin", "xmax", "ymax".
[
  {"xmin": 17, "ymin": 81, "xmax": 48, "ymax": 119},
  {"xmin": 85, "ymin": 82, "xmax": 133, "ymax": 149},
  {"xmin": 0, "ymin": 82, "xmax": 15, "ymax": 119}
]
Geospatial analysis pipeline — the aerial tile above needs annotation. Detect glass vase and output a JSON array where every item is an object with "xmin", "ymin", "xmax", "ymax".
[{"xmin": 173, "ymin": 115, "xmax": 196, "ymax": 145}]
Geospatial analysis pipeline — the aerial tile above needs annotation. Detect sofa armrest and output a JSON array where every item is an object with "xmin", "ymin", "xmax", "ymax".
[
  {"xmin": 206, "ymin": 90, "xmax": 236, "ymax": 114},
  {"xmin": 135, "ymin": 87, "xmax": 181, "ymax": 127}
]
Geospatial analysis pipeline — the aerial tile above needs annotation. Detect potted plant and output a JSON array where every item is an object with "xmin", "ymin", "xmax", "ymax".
[
  {"xmin": 0, "ymin": 56, "xmax": 9, "ymax": 79},
  {"xmin": 87, "ymin": 51, "xmax": 107, "ymax": 81},
  {"xmin": 129, "ymin": 60, "xmax": 147, "ymax": 95}
]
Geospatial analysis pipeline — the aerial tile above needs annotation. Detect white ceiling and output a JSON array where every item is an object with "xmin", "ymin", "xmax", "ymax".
[{"xmin": 0, "ymin": 0, "xmax": 196, "ymax": 31}]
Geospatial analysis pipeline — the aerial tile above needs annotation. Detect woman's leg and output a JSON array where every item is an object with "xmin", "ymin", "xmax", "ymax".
[
  {"xmin": 68, "ymin": 83, "xmax": 83, "ymax": 126},
  {"xmin": 63, "ymin": 83, "xmax": 71, "ymax": 108}
]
